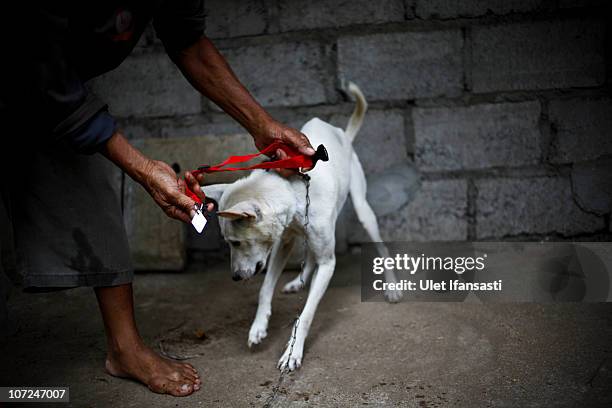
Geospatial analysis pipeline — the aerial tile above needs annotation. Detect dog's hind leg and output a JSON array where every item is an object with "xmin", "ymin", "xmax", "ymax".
[
  {"xmin": 248, "ymin": 238, "xmax": 295, "ymax": 348},
  {"xmin": 282, "ymin": 249, "xmax": 315, "ymax": 293},
  {"xmin": 349, "ymin": 152, "xmax": 403, "ymax": 303}
]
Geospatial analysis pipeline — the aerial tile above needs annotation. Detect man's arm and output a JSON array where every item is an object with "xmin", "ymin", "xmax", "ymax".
[{"xmin": 169, "ymin": 36, "xmax": 315, "ymax": 159}]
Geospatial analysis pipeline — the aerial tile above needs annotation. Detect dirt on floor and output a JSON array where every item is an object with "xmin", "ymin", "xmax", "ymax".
[{"xmin": 1, "ymin": 252, "xmax": 611, "ymax": 407}]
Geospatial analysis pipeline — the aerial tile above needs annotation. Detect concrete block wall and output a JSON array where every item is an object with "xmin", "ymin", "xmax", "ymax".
[{"xmin": 90, "ymin": 0, "xmax": 611, "ymax": 266}]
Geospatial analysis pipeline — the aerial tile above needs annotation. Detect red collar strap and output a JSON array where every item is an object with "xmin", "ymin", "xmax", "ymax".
[{"xmin": 185, "ymin": 143, "xmax": 328, "ymax": 204}]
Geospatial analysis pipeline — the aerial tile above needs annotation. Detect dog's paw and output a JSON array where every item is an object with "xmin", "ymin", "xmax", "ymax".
[
  {"xmin": 385, "ymin": 288, "xmax": 403, "ymax": 303},
  {"xmin": 277, "ymin": 345, "xmax": 303, "ymax": 372},
  {"xmin": 282, "ymin": 279, "xmax": 305, "ymax": 294},
  {"xmin": 248, "ymin": 323, "xmax": 268, "ymax": 348}
]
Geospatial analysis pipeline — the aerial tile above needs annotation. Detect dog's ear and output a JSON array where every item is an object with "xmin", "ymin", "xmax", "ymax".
[
  {"xmin": 201, "ymin": 184, "xmax": 229, "ymax": 204},
  {"xmin": 218, "ymin": 201, "xmax": 260, "ymax": 221}
]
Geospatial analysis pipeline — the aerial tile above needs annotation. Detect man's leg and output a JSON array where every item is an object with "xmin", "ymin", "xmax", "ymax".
[{"xmin": 95, "ymin": 283, "xmax": 201, "ymax": 396}]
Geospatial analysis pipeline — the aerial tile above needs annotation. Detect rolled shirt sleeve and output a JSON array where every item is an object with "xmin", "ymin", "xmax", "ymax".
[
  {"xmin": 52, "ymin": 93, "xmax": 117, "ymax": 153},
  {"xmin": 62, "ymin": 109, "xmax": 117, "ymax": 154}
]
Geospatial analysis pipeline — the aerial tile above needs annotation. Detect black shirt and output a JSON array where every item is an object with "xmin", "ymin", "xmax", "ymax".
[{"xmin": 0, "ymin": 1, "xmax": 205, "ymax": 153}]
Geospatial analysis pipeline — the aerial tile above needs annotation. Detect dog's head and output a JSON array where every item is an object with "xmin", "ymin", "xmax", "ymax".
[{"xmin": 203, "ymin": 183, "xmax": 286, "ymax": 281}]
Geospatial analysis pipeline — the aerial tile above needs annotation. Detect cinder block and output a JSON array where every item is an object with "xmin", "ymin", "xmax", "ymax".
[
  {"xmin": 89, "ymin": 53, "xmax": 201, "ymax": 118},
  {"xmin": 277, "ymin": 0, "xmax": 405, "ymax": 31},
  {"xmin": 205, "ymin": 0, "xmax": 267, "ymax": 38},
  {"xmin": 559, "ymin": 0, "xmax": 605, "ymax": 7},
  {"xmin": 476, "ymin": 177, "xmax": 604, "ymax": 238},
  {"xmin": 221, "ymin": 41, "xmax": 329, "ymax": 107},
  {"xmin": 344, "ymin": 163, "xmax": 421, "ymax": 244},
  {"xmin": 330, "ymin": 109, "xmax": 408, "ymax": 174},
  {"xmin": 366, "ymin": 163, "xmax": 421, "ymax": 217},
  {"xmin": 377, "ymin": 179, "xmax": 468, "ymax": 241},
  {"xmin": 160, "ymin": 108, "xmax": 329, "ymax": 140},
  {"xmin": 571, "ymin": 158, "xmax": 612, "ymax": 216},
  {"xmin": 123, "ymin": 174, "xmax": 185, "ymax": 271},
  {"xmin": 416, "ymin": 0, "xmax": 546, "ymax": 19},
  {"xmin": 268, "ymin": 108, "xmax": 334, "ymax": 133},
  {"xmin": 472, "ymin": 20, "xmax": 606, "ymax": 93},
  {"xmin": 548, "ymin": 98, "xmax": 612, "ymax": 163},
  {"xmin": 117, "ymin": 119, "xmax": 162, "ymax": 140},
  {"xmin": 123, "ymin": 134, "xmax": 255, "ymax": 270},
  {"xmin": 338, "ymin": 30, "xmax": 463, "ymax": 101},
  {"xmin": 159, "ymin": 115, "xmax": 244, "ymax": 139},
  {"xmin": 413, "ymin": 101, "xmax": 541, "ymax": 171}
]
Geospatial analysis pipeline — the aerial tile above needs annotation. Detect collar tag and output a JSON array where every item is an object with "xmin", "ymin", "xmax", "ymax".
[{"xmin": 191, "ymin": 206, "xmax": 207, "ymax": 233}]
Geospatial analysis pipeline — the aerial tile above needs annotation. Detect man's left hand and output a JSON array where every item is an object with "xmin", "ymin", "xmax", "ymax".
[{"xmin": 253, "ymin": 120, "xmax": 315, "ymax": 177}]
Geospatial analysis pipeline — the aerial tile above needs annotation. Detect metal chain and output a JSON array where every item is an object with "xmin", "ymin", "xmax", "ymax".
[
  {"xmin": 299, "ymin": 174, "xmax": 310, "ymax": 287},
  {"xmin": 263, "ymin": 173, "xmax": 310, "ymax": 408}
]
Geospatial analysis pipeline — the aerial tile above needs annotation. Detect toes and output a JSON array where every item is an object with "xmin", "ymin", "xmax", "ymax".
[
  {"xmin": 248, "ymin": 330, "xmax": 267, "ymax": 348},
  {"xmin": 149, "ymin": 379, "xmax": 194, "ymax": 397},
  {"xmin": 248, "ymin": 323, "xmax": 268, "ymax": 348},
  {"xmin": 173, "ymin": 365, "xmax": 201, "ymax": 386},
  {"xmin": 181, "ymin": 370, "xmax": 198, "ymax": 383},
  {"xmin": 173, "ymin": 382, "xmax": 193, "ymax": 397},
  {"xmin": 178, "ymin": 365, "xmax": 201, "ymax": 385},
  {"xmin": 282, "ymin": 281, "xmax": 303, "ymax": 293},
  {"xmin": 181, "ymin": 369, "xmax": 201, "ymax": 386},
  {"xmin": 289, "ymin": 356, "xmax": 301, "ymax": 371},
  {"xmin": 278, "ymin": 356, "xmax": 300, "ymax": 371},
  {"xmin": 292, "ymin": 358, "xmax": 301, "ymax": 370},
  {"xmin": 169, "ymin": 380, "xmax": 200, "ymax": 397},
  {"xmin": 385, "ymin": 289, "xmax": 403, "ymax": 303},
  {"xmin": 150, "ymin": 369, "xmax": 200, "ymax": 397},
  {"xmin": 278, "ymin": 347, "xmax": 303, "ymax": 372},
  {"xmin": 182, "ymin": 364, "xmax": 199, "ymax": 378}
]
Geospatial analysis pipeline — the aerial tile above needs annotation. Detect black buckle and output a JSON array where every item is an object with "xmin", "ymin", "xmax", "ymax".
[{"xmin": 311, "ymin": 144, "xmax": 329, "ymax": 167}]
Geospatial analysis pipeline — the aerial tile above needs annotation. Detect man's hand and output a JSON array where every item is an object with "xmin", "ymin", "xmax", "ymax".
[
  {"xmin": 252, "ymin": 120, "xmax": 316, "ymax": 177},
  {"xmin": 102, "ymin": 131, "xmax": 212, "ymax": 224},
  {"xmin": 252, "ymin": 120, "xmax": 315, "ymax": 158},
  {"xmin": 139, "ymin": 160, "xmax": 207, "ymax": 223}
]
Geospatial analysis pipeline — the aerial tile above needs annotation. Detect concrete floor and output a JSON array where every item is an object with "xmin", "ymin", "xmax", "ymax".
[{"xmin": 1, "ymin": 252, "xmax": 611, "ymax": 407}]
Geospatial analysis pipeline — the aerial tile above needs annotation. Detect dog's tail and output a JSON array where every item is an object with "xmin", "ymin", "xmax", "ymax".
[{"xmin": 341, "ymin": 79, "xmax": 367, "ymax": 143}]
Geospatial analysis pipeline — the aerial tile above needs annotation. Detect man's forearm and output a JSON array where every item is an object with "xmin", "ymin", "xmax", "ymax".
[
  {"xmin": 172, "ymin": 36, "xmax": 315, "ymax": 158},
  {"xmin": 172, "ymin": 37, "xmax": 273, "ymax": 137},
  {"xmin": 101, "ymin": 131, "xmax": 151, "ymax": 184}
]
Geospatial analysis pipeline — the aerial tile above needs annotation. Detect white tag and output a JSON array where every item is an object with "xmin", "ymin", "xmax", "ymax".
[{"xmin": 191, "ymin": 210, "xmax": 207, "ymax": 233}]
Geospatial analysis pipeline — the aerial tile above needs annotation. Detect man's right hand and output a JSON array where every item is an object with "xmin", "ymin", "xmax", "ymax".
[
  {"xmin": 140, "ymin": 160, "xmax": 204, "ymax": 223},
  {"xmin": 102, "ymin": 131, "xmax": 211, "ymax": 224}
]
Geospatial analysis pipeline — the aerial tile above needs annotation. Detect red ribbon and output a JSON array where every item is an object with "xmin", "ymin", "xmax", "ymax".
[{"xmin": 184, "ymin": 143, "xmax": 313, "ymax": 205}]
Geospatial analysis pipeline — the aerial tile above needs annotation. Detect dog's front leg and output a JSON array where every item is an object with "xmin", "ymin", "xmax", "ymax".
[
  {"xmin": 248, "ymin": 238, "xmax": 295, "ymax": 348},
  {"xmin": 278, "ymin": 254, "xmax": 336, "ymax": 371}
]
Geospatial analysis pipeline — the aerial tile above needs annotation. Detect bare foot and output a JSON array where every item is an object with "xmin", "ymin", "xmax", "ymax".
[{"xmin": 105, "ymin": 342, "xmax": 201, "ymax": 397}]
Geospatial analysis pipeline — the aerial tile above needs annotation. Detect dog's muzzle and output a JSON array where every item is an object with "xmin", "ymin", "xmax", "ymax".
[{"xmin": 232, "ymin": 261, "xmax": 264, "ymax": 281}]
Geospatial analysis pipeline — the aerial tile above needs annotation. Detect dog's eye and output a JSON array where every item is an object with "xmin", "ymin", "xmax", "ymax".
[{"xmin": 229, "ymin": 240, "xmax": 241, "ymax": 247}]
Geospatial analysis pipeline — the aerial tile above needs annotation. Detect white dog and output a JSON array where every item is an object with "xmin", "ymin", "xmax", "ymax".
[{"xmin": 202, "ymin": 81, "xmax": 401, "ymax": 371}]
